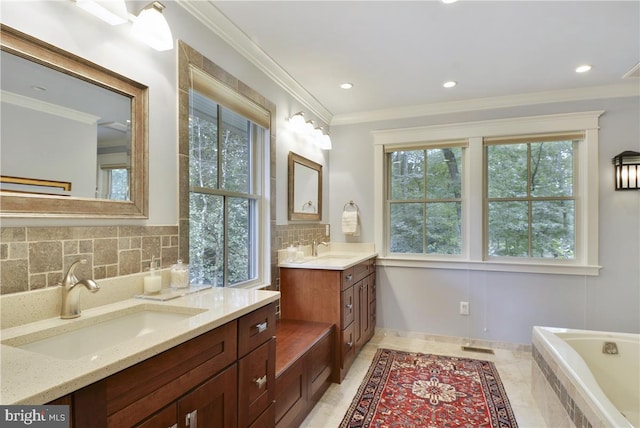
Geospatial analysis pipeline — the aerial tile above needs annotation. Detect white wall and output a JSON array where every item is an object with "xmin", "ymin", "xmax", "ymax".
[{"xmin": 328, "ymin": 97, "xmax": 640, "ymax": 344}]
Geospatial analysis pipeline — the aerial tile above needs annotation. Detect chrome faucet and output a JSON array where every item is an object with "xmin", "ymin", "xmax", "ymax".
[
  {"xmin": 312, "ymin": 240, "xmax": 328, "ymax": 257},
  {"xmin": 60, "ymin": 259, "xmax": 100, "ymax": 319}
]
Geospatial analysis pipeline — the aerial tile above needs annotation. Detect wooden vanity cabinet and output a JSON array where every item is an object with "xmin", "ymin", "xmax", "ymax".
[
  {"xmin": 72, "ymin": 302, "xmax": 276, "ymax": 428},
  {"xmin": 280, "ymin": 257, "xmax": 376, "ymax": 383}
]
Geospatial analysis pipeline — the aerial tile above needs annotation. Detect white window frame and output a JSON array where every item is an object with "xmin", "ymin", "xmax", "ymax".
[{"xmin": 373, "ymin": 111, "xmax": 603, "ymax": 276}]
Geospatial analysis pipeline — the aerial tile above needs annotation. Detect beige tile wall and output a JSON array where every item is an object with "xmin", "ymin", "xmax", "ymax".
[{"xmin": 0, "ymin": 226, "xmax": 178, "ymax": 295}]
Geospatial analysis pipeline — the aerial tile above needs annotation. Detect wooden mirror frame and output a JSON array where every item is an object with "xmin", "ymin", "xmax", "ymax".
[
  {"xmin": 288, "ymin": 152, "xmax": 322, "ymax": 221},
  {"xmin": 0, "ymin": 25, "xmax": 149, "ymax": 218}
]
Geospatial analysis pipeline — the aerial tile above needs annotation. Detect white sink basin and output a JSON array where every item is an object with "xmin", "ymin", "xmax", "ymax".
[{"xmin": 2, "ymin": 305, "xmax": 206, "ymax": 360}]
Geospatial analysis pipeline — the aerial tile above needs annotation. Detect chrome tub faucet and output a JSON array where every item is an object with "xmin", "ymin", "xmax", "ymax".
[{"xmin": 60, "ymin": 259, "xmax": 100, "ymax": 319}]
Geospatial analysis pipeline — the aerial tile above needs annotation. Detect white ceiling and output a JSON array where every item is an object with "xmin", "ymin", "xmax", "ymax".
[{"xmin": 186, "ymin": 1, "xmax": 639, "ymax": 125}]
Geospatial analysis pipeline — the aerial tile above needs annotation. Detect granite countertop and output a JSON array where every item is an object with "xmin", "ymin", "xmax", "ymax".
[
  {"xmin": 0, "ymin": 287, "xmax": 279, "ymax": 405},
  {"xmin": 277, "ymin": 242, "xmax": 377, "ymax": 270}
]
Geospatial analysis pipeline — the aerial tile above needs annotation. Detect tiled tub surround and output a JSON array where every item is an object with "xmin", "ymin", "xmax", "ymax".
[
  {"xmin": 0, "ymin": 272, "xmax": 279, "ymax": 404},
  {"xmin": 531, "ymin": 326, "xmax": 638, "ymax": 428},
  {"xmin": 0, "ymin": 226, "xmax": 179, "ymax": 295}
]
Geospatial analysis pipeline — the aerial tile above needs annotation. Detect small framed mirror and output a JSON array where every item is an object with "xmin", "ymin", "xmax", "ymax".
[
  {"xmin": 0, "ymin": 25, "xmax": 148, "ymax": 218},
  {"xmin": 288, "ymin": 152, "xmax": 322, "ymax": 221}
]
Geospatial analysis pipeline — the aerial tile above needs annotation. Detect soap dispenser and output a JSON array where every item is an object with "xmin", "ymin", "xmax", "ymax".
[{"xmin": 143, "ymin": 257, "xmax": 162, "ymax": 294}]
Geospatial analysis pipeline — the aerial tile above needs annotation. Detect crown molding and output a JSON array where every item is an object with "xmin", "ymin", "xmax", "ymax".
[
  {"xmin": 1, "ymin": 90, "xmax": 99, "ymax": 124},
  {"xmin": 176, "ymin": 0, "xmax": 333, "ymax": 125},
  {"xmin": 332, "ymin": 81, "xmax": 639, "ymax": 126}
]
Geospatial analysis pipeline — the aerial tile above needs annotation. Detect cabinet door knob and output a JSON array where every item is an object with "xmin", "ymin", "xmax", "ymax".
[
  {"xmin": 254, "ymin": 375, "xmax": 268, "ymax": 389},
  {"xmin": 346, "ymin": 303, "xmax": 353, "ymax": 310},
  {"xmin": 255, "ymin": 321, "xmax": 268, "ymax": 333},
  {"xmin": 185, "ymin": 410, "xmax": 197, "ymax": 428},
  {"xmin": 345, "ymin": 274, "xmax": 353, "ymax": 282}
]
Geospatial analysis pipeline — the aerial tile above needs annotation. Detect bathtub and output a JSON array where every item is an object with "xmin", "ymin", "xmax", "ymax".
[{"xmin": 532, "ymin": 326, "xmax": 639, "ymax": 428}]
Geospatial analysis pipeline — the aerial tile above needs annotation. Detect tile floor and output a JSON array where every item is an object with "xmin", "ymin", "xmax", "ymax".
[{"xmin": 301, "ymin": 331, "xmax": 548, "ymax": 427}]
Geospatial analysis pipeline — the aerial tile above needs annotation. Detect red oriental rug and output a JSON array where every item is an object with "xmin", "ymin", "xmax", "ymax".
[{"xmin": 340, "ymin": 348, "xmax": 519, "ymax": 428}]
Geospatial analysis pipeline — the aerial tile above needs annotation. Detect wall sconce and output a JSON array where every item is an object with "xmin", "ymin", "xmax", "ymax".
[
  {"xmin": 288, "ymin": 112, "xmax": 306, "ymax": 131},
  {"xmin": 288, "ymin": 111, "xmax": 332, "ymax": 150},
  {"xmin": 75, "ymin": 0, "xmax": 173, "ymax": 51},
  {"xmin": 314, "ymin": 127, "xmax": 333, "ymax": 150},
  {"xmin": 75, "ymin": 0, "xmax": 128, "ymax": 25},
  {"xmin": 613, "ymin": 151, "xmax": 640, "ymax": 190},
  {"xmin": 132, "ymin": 2, "xmax": 174, "ymax": 51}
]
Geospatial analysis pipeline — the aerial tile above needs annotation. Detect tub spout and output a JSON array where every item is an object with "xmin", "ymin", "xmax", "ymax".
[{"xmin": 602, "ymin": 341, "xmax": 619, "ymax": 355}]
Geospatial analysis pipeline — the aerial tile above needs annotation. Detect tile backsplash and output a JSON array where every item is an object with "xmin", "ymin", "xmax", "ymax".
[
  {"xmin": 1, "ymin": 223, "xmax": 327, "ymax": 296},
  {"xmin": 0, "ymin": 226, "xmax": 178, "ymax": 295}
]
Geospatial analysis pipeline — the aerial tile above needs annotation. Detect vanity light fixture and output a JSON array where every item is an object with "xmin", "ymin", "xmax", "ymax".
[
  {"xmin": 288, "ymin": 111, "xmax": 306, "ymax": 130},
  {"xmin": 317, "ymin": 130, "xmax": 332, "ymax": 151},
  {"xmin": 575, "ymin": 64, "xmax": 592, "ymax": 73},
  {"xmin": 75, "ymin": 0, "xmax": 128, "ymax": 25},
  {"xmin": 132, "ymin": 1, "xmax": 174, "ymax": 51},
  {"xmin": 613, "ymin": 151, "xmax": 640, "ymax": 190}
]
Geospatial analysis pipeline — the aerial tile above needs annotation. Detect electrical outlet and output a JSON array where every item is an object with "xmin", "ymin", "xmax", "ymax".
[{"xmin": 459, "ymin": 301, "xmax": 469, "ymax": 315}]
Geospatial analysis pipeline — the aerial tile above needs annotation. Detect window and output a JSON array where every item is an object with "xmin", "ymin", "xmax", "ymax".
[
  {"xmin": 188, "ymin": 67, "xmax": 270, "ymax": 287},
  {"xmin": 486, "ymin": 135, "xmax": 579, "ymax": 259},
  {"xmin": 374, "ymin": 111, "xmax": 602, "ymax": 275},
  {"xmin": 97, "ymin": 166, "xmax": 129, "ymax": 200},
  {"xmin": 388, "ymin": 146, "xmax": 463, "ymax": 255}
]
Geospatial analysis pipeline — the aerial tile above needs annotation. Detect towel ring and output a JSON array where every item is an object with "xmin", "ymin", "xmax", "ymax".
[
  {"xmin": 302, "ymin": 200, "xmax": 316, "ymax": 212},
  {"xmin": 343, "ymin": 200, "xmax": 359, "ymax": 214}
]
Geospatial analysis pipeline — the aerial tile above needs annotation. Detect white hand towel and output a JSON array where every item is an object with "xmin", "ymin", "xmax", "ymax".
[{"xmin": 342, "ymin": 210, "xmax": 358, "ymax": 234}]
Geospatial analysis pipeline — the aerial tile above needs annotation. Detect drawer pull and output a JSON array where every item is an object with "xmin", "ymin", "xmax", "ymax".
[
  {"xmin": 345, "ymin": 274, "xmax": 353, "ymax": 282},
  {"xmin": 255, "ymin": 321, "xmax": 268, "ymax": 333},
  {"xmin": 185, "ymin": 410, "xmax": 197, "ymax": 428},
  {"xmin": 254, "ymin": 375, "xmax": 268, "ymax": 389}
]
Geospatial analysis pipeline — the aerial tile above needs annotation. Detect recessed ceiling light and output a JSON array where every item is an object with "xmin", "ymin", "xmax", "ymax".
[
  {"xmin": 340, "ymin": 82, "xmax": 353, "ymax": 90},
  {"xmin": 443, "ymin": 81, "xmax": 457, "ymax": 88},
  {"xmin": 575, "ymin": 64, "xmax": 592, "ymax": 73},
  {"xmin": 441, "ymin": 0, "xmax": 459, "ymax": 3}
]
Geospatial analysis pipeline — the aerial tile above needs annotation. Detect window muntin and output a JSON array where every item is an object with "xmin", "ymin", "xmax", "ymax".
[
  {"xmin": 189, "ymin": 90, "xmax": 263, "ymax": 287},
  {"xmin": 388, "ymin": 146, "xmax": 463, "ymax": 255},
  {"xmin": 486, "ymin": 137, "xmax": 578, "ymax": 259}
]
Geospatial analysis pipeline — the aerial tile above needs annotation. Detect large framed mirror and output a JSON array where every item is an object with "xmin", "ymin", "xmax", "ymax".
[
  {"xmin": 0, "ymin": 25, "xmax": 148, "ymax": 218},
  {"xmin": 288, "ymin": 152, "xmax": 322, "ymax": 221}
]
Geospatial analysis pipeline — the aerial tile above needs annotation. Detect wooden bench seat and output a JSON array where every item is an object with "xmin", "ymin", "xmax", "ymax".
[{"xmin": 275, "ymin": 319, "xmax": 334, "ymax": 428}]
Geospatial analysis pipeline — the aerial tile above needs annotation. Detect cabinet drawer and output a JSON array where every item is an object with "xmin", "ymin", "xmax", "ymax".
[
  {"xmin": 275, "ymin": 357, "xmax": 305, "ymax": 427},
  {"xmin": 341, "ymin": 267, "xmax": 355, "ymax": 291},
  {"xmin": 239, "ymin": 302, "xmax": 276, "ymax": 358},
  {"xmin": 341, "ymin": 286, "xmax": 355, "ymax": 327},
  {"xmin": 307, "ymin": 330, "xmax": 333, "ymax": 401},
  {"xmin": 239, "ymin": 338, "xmax": 276, "ymax": 428},
  {"xmin": 340, "ymin": 323, "xmax": 356, "ymax": 370}
]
